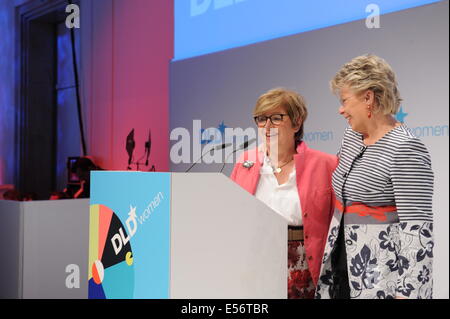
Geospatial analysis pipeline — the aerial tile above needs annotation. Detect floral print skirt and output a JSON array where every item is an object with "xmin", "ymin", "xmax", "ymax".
[{"xmin": 288, "ymin": 239, "xmax": 315, "ymax": 299}]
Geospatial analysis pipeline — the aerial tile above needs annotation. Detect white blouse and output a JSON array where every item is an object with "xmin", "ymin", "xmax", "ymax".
[{"xmin": 254, "ymin": 156, "xmax": 302, "ymax": 226}]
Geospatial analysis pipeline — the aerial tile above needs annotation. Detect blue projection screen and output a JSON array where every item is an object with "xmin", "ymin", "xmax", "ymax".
[{"xmin": 175, "ymin": 0, "xmax": 440, "ymax": 61}]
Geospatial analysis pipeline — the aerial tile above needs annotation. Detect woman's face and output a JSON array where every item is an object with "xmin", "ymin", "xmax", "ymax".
[
  {"xmin": 256, "ymin": 105, "xmax": 300, "ymax": 152},
  {"xmin": 338, "ymin": 86, "xmax": 369, "ymax": 133}
]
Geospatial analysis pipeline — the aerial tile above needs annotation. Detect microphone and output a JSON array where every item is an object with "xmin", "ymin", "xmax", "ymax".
[
  {"xmin": 342, "ymin": 146, "xmax": 367, "ymax": 178},
  {"xmin": 220, "ymin": 138, "xmax": 257, "ymax": 173},
  {"xmin": 214, "ymin": 142, "xmax": 232, "ymax": 151},
  {"xmin": 185, "ymin": 142, "xmax": 232, "ymax": 172},
  {"xmin": 357, "ymin": 146, "xmax": 367, "ymax": 158},
  {"xmin": 239, "ymin": 138, "xmax": 257, "ymax": 151}
]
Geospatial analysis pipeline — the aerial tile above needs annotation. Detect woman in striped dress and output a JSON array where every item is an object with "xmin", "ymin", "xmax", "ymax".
[{"xmin": 316, "ymin": 55, "xmax": 434, "ymax": 299}]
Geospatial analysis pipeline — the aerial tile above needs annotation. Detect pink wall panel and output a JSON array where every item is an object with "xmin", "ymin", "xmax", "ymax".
[
  {"xmin": 0, "ymin": 0, "xmax": 173, "ymax": 188},
  {"xmin": 84, "ymin": 0, "xmax": 173, "ymax": 172},
  {"xmin": 111, "ymin": 0, "xmax": 173, "ymax": 172},
  {"xmin": 88, "ymin": 0, "xmax": 114, "ymax": 170}
]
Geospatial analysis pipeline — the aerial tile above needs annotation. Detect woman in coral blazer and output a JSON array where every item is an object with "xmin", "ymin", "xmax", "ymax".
[{"xmin": 230, "ymin": 88, "xmax": 337, "ymax": 298}]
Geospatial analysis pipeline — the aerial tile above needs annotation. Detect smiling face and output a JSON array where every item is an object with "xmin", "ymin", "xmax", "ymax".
[
  {"xmin": 256, "ymin": 105, "xmax": 300, "ymax": 153},
  {"xmin": 253, "ymin": 88, "xmax": 308, "ymax": 154},
  {"xmin": 338, "ymin": 86, "xmax": 371, "ymax": 133}
]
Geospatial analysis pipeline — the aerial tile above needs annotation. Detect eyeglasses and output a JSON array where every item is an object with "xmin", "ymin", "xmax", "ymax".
[{"xmin": 253, "ymin": 114, "xmax": 288, "ymax": 127}]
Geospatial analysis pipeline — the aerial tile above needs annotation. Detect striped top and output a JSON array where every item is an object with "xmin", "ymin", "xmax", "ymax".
[{"xmin": 332, "ymin": 124, "xmax": 434, "ymax": 223}]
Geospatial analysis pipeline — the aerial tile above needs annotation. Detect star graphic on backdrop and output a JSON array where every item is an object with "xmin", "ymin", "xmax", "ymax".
[
  {"xmin": 128, "ymin": 205, "xmax": 137, "ymax": 219},
  {"xmin": 217, "ymin": 121, "xmax": 228, "ymax": 135},
  {"xmin": 200, "ymin": 128, "xmax": 210, "ymax": 144},
  {"xmin": 395, "ymin": 106, "xmax": 408, "ymax": 123},
  {"xmin": 200, "ymin": 121, "xmax": 227, "ymax": 144}
]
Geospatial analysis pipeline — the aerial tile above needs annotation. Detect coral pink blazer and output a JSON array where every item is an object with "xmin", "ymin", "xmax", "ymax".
[{"xmin": 230, "ymin": 142, "xmax": 338, "ymax": 285}]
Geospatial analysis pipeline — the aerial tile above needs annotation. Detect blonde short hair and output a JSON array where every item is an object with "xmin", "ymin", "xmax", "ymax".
[
  {"xmin": 331, "ymin": 54, "xmax": 402, "ymax": 115},
  {"xmin": 253, "ymin": 87, "xmax": 308, "ymax": 145}
]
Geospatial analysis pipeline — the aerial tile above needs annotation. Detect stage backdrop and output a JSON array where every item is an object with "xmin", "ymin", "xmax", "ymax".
[{"xmin": 169, "ymin": 2, "xmax": 449, "ymax": 298}]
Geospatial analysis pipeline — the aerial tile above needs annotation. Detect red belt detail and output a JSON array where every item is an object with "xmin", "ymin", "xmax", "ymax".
[{"xmin": 335, "ymin": 200, "xmax": 396, "ymax": 222}]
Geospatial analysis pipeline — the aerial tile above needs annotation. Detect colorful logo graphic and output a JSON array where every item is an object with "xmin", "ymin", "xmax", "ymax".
[
  {"xmin": 88, "ymin": 171, "xmax": 171, "ymax": 299},
  {"xmin": 88, "ymin": 204, "xmax": 135, "ymax": 299}
]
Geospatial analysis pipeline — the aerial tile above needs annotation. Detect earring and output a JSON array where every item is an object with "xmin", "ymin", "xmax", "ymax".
[{"xmin": 368, "ymin": 110, "xmax": 372, "ymax": 118}]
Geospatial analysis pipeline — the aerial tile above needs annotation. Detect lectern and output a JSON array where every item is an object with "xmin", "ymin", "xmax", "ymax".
[
  {"xmin": 0, "ymin": 198, "xmax": 89, "ymax": 299},
  {"xmin": 0, "ymin": 172, "xmax": 287, "ymax": 299},
  {"xmin": 88, "ymin": 171, "xmax": 287, "ymax": 299}
]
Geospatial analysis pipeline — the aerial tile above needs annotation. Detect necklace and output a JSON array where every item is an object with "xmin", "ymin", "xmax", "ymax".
[{"xmin": 272, "ymin": 158, "xmax": 294, "ymax": 173}]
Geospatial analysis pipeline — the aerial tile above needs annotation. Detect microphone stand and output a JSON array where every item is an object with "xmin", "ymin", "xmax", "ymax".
[
  {"xmin": 186, "ymin": 143, "xmax": 231, "ymax": 172},
  {"xmin": 219, "ymin": 139, "xmax": 256, "ymax": 173},
  {"xmin": 220, "ymin": 149, "xmax": 238, "ymax": 173}
]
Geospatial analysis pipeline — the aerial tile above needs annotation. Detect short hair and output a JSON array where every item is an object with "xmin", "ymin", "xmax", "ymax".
[
  {"xmin": 253, "ymin": 87, "xmax": 308, "ymax": 146},
  {"xmin": 330, "ymin": 54, "xmax": 402, "ymax": 115}
]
